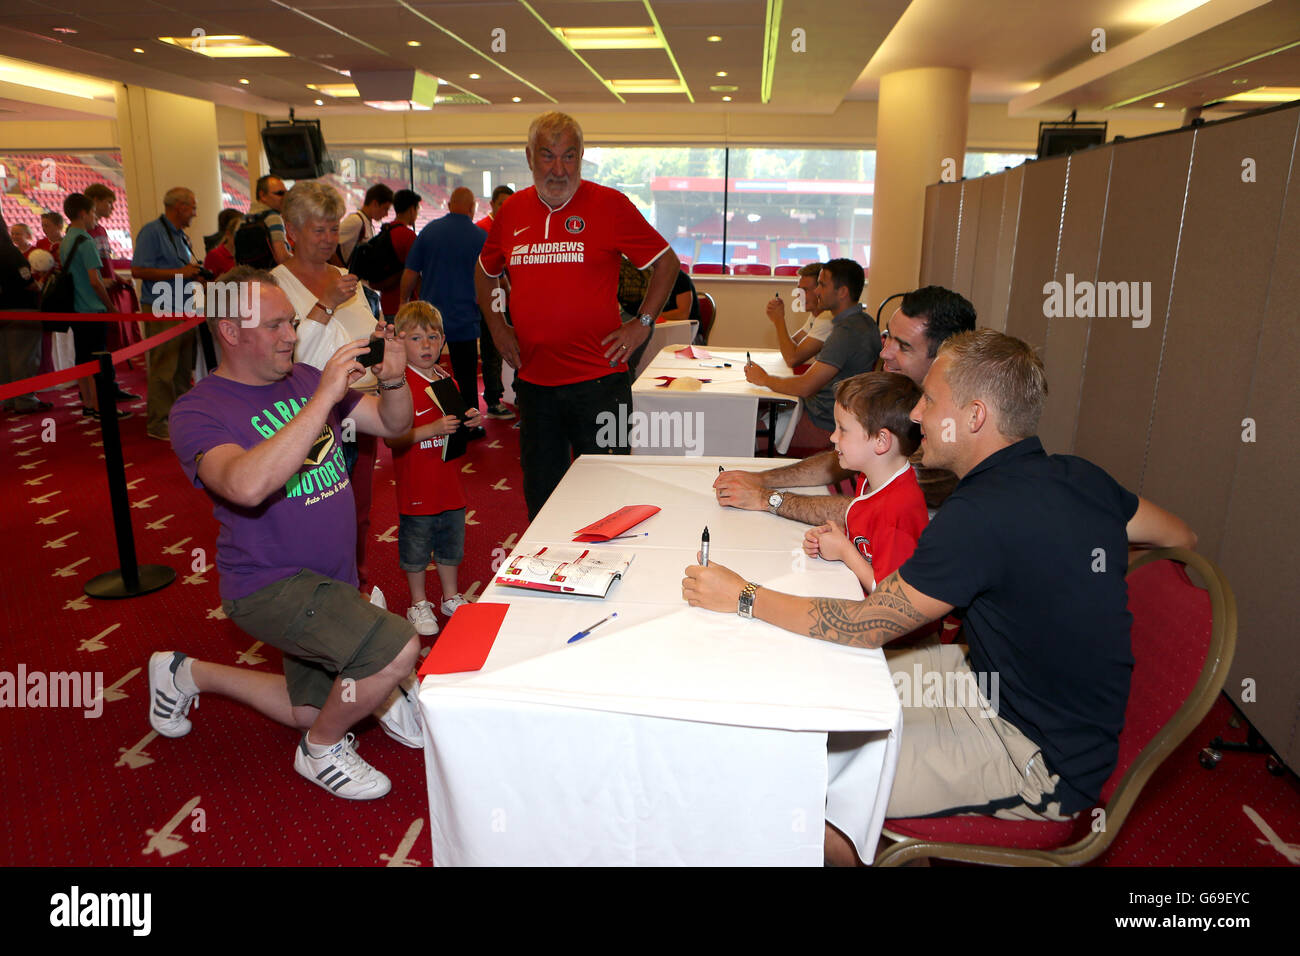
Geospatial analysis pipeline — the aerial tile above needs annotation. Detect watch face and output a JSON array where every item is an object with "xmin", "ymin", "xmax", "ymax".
[{"xmin": 768, "ymin": 492, "xmax": 782, "ymax": 508}]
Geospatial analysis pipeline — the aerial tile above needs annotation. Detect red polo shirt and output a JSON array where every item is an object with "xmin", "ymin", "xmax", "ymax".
[{"xmin": 479, "ymin": 181, "xmax": 669, "ymax": 386}]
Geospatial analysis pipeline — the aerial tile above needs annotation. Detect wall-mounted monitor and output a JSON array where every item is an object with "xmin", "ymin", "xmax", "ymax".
[
  {"xmin": 1036, "ymin": 122, "xmax": 1108, "ymax": 159},
  {"xmin": 261, "ymin": 121, "xmax": 335, "ymax": 179}
]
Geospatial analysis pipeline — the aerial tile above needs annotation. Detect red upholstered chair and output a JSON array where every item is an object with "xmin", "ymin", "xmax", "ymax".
[
  {"xmin": 691, "ymin": 263, "xmax": 728, "ymax": 275},
  {"xmin": 734, "ymin": 263, "xmax": 771, "ymax": 276},
  {"xmin": 695, "ymin": 292, "xmax": 716, "ymax": 345},
  {"xmin": 876, "ymin": 547, "xmax": 1236, "ymax": 866},
  {"xmin": 774, "ymin": 265, "xmax": 801, "ymax": 276}
]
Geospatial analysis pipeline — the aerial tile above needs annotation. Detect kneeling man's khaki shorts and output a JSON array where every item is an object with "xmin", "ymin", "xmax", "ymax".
[
  {"xmin": 223, "ymin": 570, "xmax": 414, "ymax": 710},
  {"xmin": 885, "ymin": 642, "xmax": 1074, "ymax": 822}
]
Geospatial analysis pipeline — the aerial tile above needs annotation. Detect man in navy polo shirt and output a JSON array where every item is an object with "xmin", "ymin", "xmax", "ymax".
[{"xmin": 683, "ymin": 328, "xmax": 1197, "ymax": 864}]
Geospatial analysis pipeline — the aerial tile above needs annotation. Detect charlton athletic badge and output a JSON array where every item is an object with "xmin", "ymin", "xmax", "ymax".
[{"xmin": 565, "ymin": 216, "xmax": 585, "ymax": 234}]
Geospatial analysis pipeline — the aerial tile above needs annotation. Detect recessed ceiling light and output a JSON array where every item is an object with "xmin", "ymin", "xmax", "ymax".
[
  {"xmin": 133, "ymin": 48, "xmax": 145, "ymax": 54},
  {"xmin": 1220, "ymin": 86, "xmax": 1300, "ymax": 103},
  {"xmin": 709, "ymin": 84, "xmax": 738, "ymax": 93},
  {"xmin": 556, "ymin": 26, "xmax": 662, "ymax": 50},
  {"xmin": 715, "ymin": 71, "xmax": 727, "ymax": 77},
  {"xmin": 306, "ymin": 82, "xmax": 360, "ymax": 97},
  {"xmin": 1153, "ymin": 101, "xmax": 1165, "ymax": 108},
  {"xmin": 469, "ymin": 73, "xmax": 481, "ymax": 80},
  {"xmin": 407, "ymin": 40, "xmax": 421, "ymax": 47},
  {"xmin": 512, "ymin": 96, "xmax": 521, "ymax": 103},
  {"xmin": 314, "ymin": 99, "xmax": 324, "ymax": 105},
  {"xmin": 722, "ymin": 96, "xmax": 732, "ymax": 102},
  {"xmin": 609, "ymin": 79, "xmax": 686, "ymax": 94},
  {"xmin": 52, "ymin": 27, "xmax": 77, "ymax": 35},
  {"xmin": 157, "ymin": 34, "xmax": 290, "ymax": 58},
  {"xmin": 239, "ymin": 78, "xmax": 250, "ymax": 85},
  {"xmin": 707, "ymin": 35, "xmax": 722, "ymax": 43},
  {"xmin": 1231, "ymin": 77, "xmax": 1249, "ymax": 85}
]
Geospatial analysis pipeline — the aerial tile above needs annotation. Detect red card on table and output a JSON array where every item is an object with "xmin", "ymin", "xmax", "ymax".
[
  {"xmin": 675, "ymin": 345, "xmax": 711, "ymax": 359},
  {"xmin": 573, "ymin": 504, "xmax": 661, "ymax": 542},
  {"xmin": 417, "ymin": 602, "xmax": 509, "ymax": 676}
]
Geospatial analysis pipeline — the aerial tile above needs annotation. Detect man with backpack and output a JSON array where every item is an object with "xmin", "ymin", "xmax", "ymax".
[
  {"xmin": 236, "ymin": 175, "xmax": 290, "ymax": 268},
  {"xmin": 337, "ymin": 183, "xmax": 394, "ymax": 267}
]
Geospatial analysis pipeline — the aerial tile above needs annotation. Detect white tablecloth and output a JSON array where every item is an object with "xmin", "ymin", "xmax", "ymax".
[
  {"xmin": 631, "ymin": 347, "xmax": 801, "ymax": 457},
  {"xmin": 417, "ymin": 455, "xmax": 901, "ymax": 866}
]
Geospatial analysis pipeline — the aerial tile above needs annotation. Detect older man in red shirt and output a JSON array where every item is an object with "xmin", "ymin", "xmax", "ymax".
[{"xmin": 476, "ymin": 112, "xmax": 679, "ymax": 518}]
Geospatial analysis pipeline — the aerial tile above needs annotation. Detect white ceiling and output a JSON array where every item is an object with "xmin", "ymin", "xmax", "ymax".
[{"xmin": 0, "ymin": 0, "xmax": 1294, "ymax": 120}]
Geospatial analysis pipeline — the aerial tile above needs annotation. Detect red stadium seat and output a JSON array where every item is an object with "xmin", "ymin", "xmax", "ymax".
[{"xmin": 691, "ymin": 263, "xmax": 728, "ymax": 275}]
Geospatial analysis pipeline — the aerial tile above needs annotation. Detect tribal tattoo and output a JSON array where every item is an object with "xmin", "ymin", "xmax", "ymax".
[
  {"xmin": 806, "ymin": 572, "xmax": 931, "ymax": 648},
  {"xmin": 779, "ymin": 493, "xmax": 853, "ymax": 526}
]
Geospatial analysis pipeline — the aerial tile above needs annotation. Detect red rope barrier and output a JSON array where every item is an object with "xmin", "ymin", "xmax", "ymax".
[{"xmin": 0, "ymin": 313, "xmax": 206, "ymax": 403}]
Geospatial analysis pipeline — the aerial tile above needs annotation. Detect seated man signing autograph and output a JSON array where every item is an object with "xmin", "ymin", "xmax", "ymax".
[{"xmin": 683, "ymin": 329, "xmax": 1197, "ymax": 864}]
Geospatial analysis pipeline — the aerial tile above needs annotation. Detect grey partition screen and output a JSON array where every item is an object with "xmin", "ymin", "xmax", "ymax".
[{"xmin": 920, "ymin": 103, "xmax": 1300, "ymax": 773}]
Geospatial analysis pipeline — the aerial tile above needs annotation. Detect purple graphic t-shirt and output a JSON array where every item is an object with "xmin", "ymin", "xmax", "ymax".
[{"xmin": 170, "ymin": 364, "xmax": 363, "ymax": 601}]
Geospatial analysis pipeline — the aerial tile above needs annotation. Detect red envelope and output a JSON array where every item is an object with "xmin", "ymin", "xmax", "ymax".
[
  {"xmin": 417, "ymin": 603, "xmax": 509, "ymax": 675},
  {"xmin": 573, "ymin": 504, "xmax": 661, "ymax": 542}
]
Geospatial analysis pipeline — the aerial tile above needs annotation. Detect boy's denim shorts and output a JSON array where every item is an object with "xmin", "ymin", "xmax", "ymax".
[{"xmin": 398, "ymin": 509, "xmax": 466, "ymax": 572}]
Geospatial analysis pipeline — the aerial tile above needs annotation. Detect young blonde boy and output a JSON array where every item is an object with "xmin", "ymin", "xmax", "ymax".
[
  {"xmin": 387, "ymin": 301, "xmax": 482, "ymax": 636},
  {"xmin": 803, "ymin": 372, "xmax": 928, "ymax": 593}
]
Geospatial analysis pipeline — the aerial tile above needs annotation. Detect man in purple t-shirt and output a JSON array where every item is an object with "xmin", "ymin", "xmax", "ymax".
[{"xmin": 147, "ymin": 266, "xmax": 423, "ymax": 801}]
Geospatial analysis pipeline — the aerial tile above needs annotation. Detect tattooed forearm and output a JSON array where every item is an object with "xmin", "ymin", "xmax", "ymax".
[
  {"xmin": 805, "ymin": 573, "xmax": 931, "ymax": 648},
  {"xmin": 779, "ymin": 493, "xmax": 852, "ymax": 527}
]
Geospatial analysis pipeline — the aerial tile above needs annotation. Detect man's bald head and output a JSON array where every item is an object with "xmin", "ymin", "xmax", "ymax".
[{"xmin": 449, "ymin": 187, "xmax": 475, "ymax": 215}]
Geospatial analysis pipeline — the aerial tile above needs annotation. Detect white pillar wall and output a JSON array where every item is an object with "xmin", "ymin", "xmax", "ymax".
[
  {"xmin": 866, "ymin": 67, "xmax": 971, "ymax": 316},
  {"xmin": 115, "ymin": 83, "xmax": 223, "ymax": 252}
]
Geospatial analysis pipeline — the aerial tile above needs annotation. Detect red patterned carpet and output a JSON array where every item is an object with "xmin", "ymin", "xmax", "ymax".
[{"xmin": 1, "ymin": 365, "xmax": 1297, "ymax": 867}]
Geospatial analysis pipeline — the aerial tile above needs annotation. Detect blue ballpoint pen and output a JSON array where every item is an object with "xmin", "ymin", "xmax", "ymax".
[{"xmin": 568, "ymin": 612, "xmax": 618, "ymax": 643}]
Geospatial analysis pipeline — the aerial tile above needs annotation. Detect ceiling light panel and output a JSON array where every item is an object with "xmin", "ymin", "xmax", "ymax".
[{"xmin": 156, "ymin": 34, "xmax": 291, "ymax": 58}]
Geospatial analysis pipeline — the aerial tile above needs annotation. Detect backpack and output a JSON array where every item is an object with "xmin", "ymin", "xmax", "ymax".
[
  {"xmin": 348, "ymin": 223, "xmax": 403, "ymax": 290},
  {"xmin": 233, "ymin": 209, "xmax": 275, "ymax": 269},
  {"xmin": 40, "ymin": 233, "xmax": 90, "ymax": 333}
]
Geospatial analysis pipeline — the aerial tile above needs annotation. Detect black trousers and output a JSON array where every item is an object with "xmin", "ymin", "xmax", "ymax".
[
  {"xmin": 447, "ymin": 315, "xmax": 505, "ymax": 410},
  {"xmin": 513, "ymin": 372, "xmax": 631, "ymax": 520}
]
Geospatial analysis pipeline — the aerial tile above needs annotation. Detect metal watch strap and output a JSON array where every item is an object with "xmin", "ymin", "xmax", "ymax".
[
  {"xmin": 738, "ymin": 582, "xmax": 759, "ymax": 619},
  {"xmin": 767, "ymin": 491, "xmax": 784, "ymax": 515},
  {"xmin": 378, "ymin": 377, "xmax": 406, "ymax": 391},
  {"xmin": 638, "ymin": 312, "xmax": 655, "ymax": 327}
]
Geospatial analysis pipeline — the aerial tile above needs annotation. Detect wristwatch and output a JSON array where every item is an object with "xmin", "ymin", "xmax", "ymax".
[
  {"xmin": 638, "ymin": 312, "xmax": 655, "ymax": 327},
  {"xmin": 738, "ymin": 582, "xmax": 760, "ymax": 619},
  {"xmin": 315, "ymin": 301, "xmax": 335, "ymax": 317},
  {"xmin": 767, "ymin": 491, "xmax": 784, "ymax": 514}
]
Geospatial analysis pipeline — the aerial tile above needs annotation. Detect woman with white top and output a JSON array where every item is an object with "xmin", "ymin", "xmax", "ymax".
[
  {"xmin": 272, "ymin": 181, "xmax": 378, "ymax": 372},
  {"xmin": 272, "ymin": 180, "xmax": 386, "ymax": 589}
]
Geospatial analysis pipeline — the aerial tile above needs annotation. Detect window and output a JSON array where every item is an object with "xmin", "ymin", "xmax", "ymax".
[
  {"xmin": 963, "ymin": 151, "xmax": 1034, "ymax": 179},
  {"xmin": 724, "ymin": 148, "xmax": 875, "ymax": 269},
  {"xmin": 0, "ymin": 150, "xmax": 132, "ymax": 258}
]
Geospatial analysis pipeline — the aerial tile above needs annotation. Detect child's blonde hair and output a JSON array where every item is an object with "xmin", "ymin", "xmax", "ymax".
[{"xmin": 395, "ymin": 300, "xmax": 444, "ymax": 336}]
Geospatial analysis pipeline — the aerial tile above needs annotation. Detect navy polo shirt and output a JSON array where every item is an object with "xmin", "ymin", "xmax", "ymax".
[
  {"xmin": 899, "ymin": 437, "xmax": 1140, "ymax": 813},
  {"xmin": 405, "ymin": 211, "xmax": 486, "ymax": 342}
]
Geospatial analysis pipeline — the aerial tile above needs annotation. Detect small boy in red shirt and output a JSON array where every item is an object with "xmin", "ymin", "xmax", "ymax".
[
  {"xmin": 803, "ymin": 372, "xmax": 928, "ymax": 593},
  {"xmin": 386, "ymin": 301, "xmax": 482, "ymax": 636}
]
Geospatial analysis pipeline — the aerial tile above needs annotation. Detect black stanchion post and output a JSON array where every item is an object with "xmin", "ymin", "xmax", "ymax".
[{"xmin": 83, "ymin": 350, "xmax": 176, "ymax": 599}]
